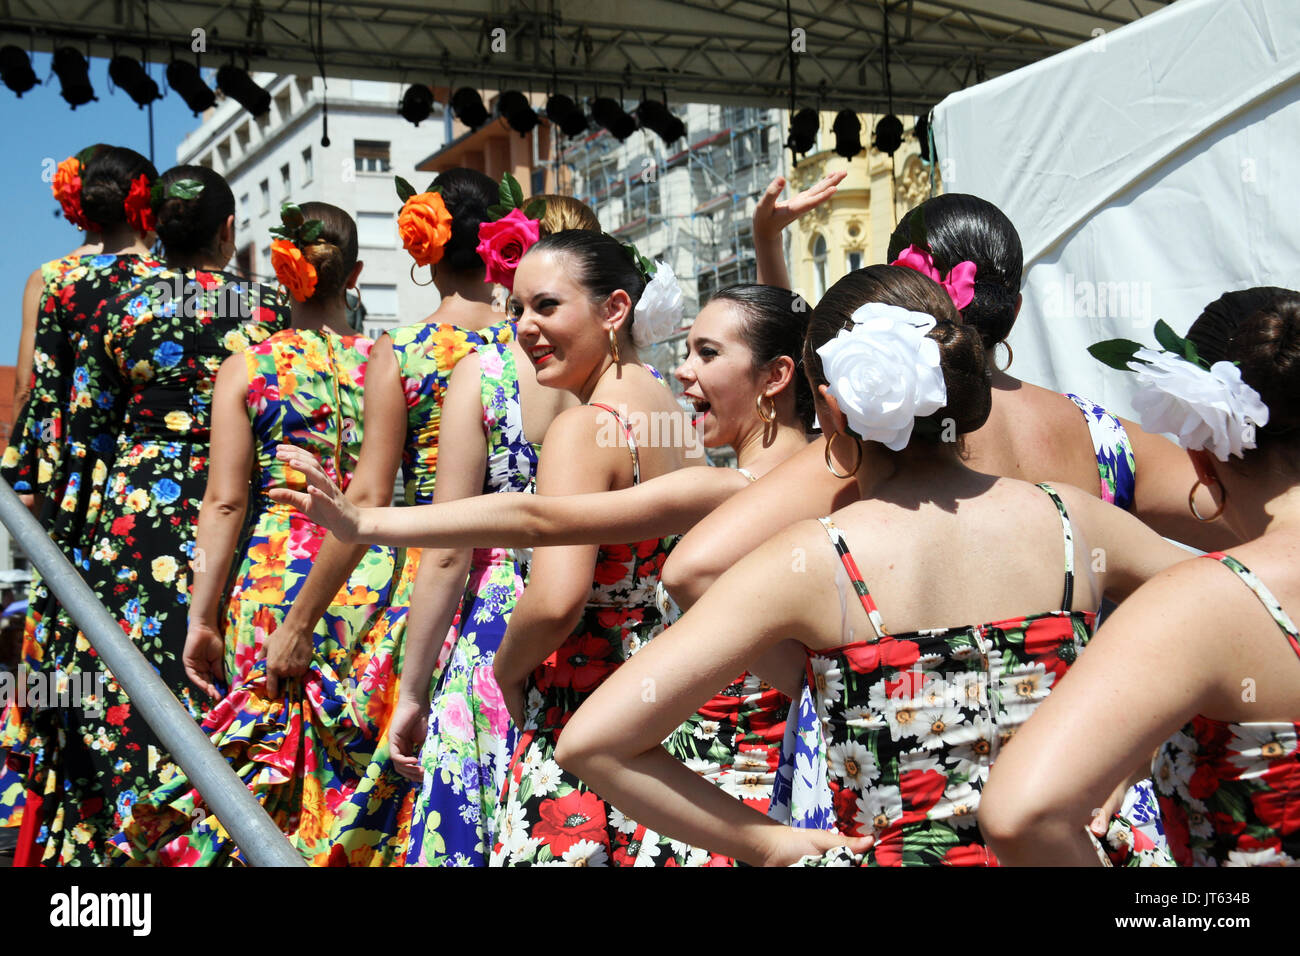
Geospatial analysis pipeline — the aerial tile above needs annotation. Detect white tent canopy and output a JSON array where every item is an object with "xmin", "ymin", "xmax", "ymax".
[
  {"xmin": 934, "ymin": 0, "xmax": 1300, "ymax": 418},
  {"xmin": 0, "ymin": 0, "xmax": 1168, "ymax": 112}
]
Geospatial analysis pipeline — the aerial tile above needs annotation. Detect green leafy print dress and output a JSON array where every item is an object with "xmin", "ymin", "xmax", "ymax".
[
  {"xmin": 110, "ymin": 328, "xmax": 400, "ymax": 866},
  {"xmin": 776, "ymin": 484, "xmax": 1099, "ymax": 866},
  {"xmin": 1151, "ymin": 552, "xmax": 1300, "ymax": 867}
]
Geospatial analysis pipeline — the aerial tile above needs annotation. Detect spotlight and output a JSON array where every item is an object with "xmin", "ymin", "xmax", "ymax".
[
  {"xmin": 450, "ymin": 87, "xmax": 488, "ymax": 129},
  {"xmin": 873, "ymin": 113, "xmax": 904, "ymax": 155},
  {"xmin": 0, "ymin": 45, "xmax": 37, "ymax": 97},
  {"xmin": 635, "ymin": 99, "xmax": 685, "ymax": 144},
  {"xmin": 915, "ymin": 112, "xmax": 933, "ymax": 162},
  {"xmin": 545, "ymin": 93, "xmax": 588, "ymax": 139},
  {"xmin": 832, "ymin": 109, "xmax": 861, "ymax": 159},
  {"xmin": 399, "ymin": 84, "xmax": 434, "ymax": 125},
  {"xmin": 216, "ymin": 64, "xmax": 270, "ymax": 116},
  {"xmin": 109, "ymin": 55, "xmax": 161, "ymax": 109},
  {"xmin": 52, "ymin": 47, "xmax": 95, "ymax": 109},
  {"xmin": 497, "ymin": 90, "xmax": 537, "ymax": 136},
  {"xmin": 167, "ymin": 60, "xmax": 216, "ymax": 114},
  {"xmin": 590, "ymin": 97, "xmax": 637, "ymax": 141},
  {"xmin": 786, "ymin": 108, "xmax": 819, "ymax": 157}
]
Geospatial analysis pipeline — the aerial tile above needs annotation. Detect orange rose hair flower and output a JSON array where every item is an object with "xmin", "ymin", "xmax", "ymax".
[
  {"xmin": 270, "ymin": 238, "xmax": 318, "ymax": 302},
  {"xmin": 398, "ymin": 190, "xmax": 453, "ymax": 267},
  {"xmin": 52, "ymin": 155, "xmax": 99, "ymax": 231}
]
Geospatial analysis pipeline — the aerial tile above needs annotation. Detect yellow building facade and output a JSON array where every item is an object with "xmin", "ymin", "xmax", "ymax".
[{"xmin": 786, "ymin": 112, "xmax": 940, "ymax": 306}]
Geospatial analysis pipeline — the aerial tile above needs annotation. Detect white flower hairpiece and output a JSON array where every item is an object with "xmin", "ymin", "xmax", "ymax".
[
  {"xmin": 1090, "ymin": 321, "xmax": 1269, "ymax": 462},
  {"xmin": 633, "ymin": 260, "xmax": 684, "ymax": 347},
  {"xmin": 817, "ymin": 302, "xmax": 948, "ymax": 451}
]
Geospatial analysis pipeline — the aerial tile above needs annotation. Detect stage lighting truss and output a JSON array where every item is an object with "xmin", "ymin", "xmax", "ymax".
[
  {"xmin": 52, "ymin": 46, "xmax": 95, "ymax": 108},
  {"xmin": 216, "ymin": 63, "xmax": 271, "ymax": 116},
  {"xmin": 0, "ymin": 45, "xmax": 38, "ymax": 97},
  {"xmin": 109, "ymin": 54, "xmax": 161, "ymax": 108}
]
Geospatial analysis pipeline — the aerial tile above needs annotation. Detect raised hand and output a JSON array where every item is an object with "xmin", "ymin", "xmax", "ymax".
[
  {"xmin": 268, "ymin": 443, "xmax": 361, "ymax": 541},
  {"xmin": 753, "ymin": 171, "xmax": 847, "ymax": 240}
]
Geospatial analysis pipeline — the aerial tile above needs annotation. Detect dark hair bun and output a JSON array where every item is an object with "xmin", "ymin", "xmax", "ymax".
[
  {"xmin": 924, "ymin": 320, "xmax": 992, "ymax": 436},
  {"xmin": 80, "ymin": 146, "xmax": 157, "ymax": 227},
  {"xmin": 431, "ymin": 167, "xmax": 498, "ymax": 273},
  {"xmin": 528, "ymin": 229, "xmax": 647, "ymax": 311},
  {"xmin": 153, "ymin": 166, "xmax": 236, "ymax": 257},
  {"xmin": 297, "ymin": 202, "xmax": 358, "ymax": 302}
]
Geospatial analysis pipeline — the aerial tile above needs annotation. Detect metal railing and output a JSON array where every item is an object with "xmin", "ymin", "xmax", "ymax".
[{"xmin": 0, "ymin": 478, "xmax": 306, "ymax": 867}]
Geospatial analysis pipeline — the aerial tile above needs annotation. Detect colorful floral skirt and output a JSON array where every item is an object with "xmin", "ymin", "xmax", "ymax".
[{"xmin": 408, "ymin": 551, "xmax": 522, "ymax": 867}]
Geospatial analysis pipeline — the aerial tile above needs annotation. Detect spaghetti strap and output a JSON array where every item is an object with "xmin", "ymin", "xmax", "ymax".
[
  {"xmin": 589, "ymin": 401, "xmax": 641, "ymax": 485},
  {"xmin": 1202, "ymin": 552, "xmax": 1300, "ymax": 661},
  {"xmin": 1035, "ymin": 482, "xmax": 1076, "ymax": 612},
  {"xmin": 817, "ymin": 516, "xmax": 888, "ymax": 638}
]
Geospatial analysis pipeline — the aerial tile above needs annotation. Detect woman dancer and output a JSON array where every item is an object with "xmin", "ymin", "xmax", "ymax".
[
  {"xmin": 110, "ymin": 203, "xmax": 396, "ymax": 865},
  {"xmin": 981, "ymin": 289, "xmax": 1300, "ymax": 867},
  {"xmin": 276, "ymin": 282, "xmax": 813, "ymax": 863},
  {"xmin": 0, "ymin": 147, "xmax": 163, "ymax": 865},
  {"xmin": 554, "ymin": 265, "xmax": 1187, "ymax": 866}
]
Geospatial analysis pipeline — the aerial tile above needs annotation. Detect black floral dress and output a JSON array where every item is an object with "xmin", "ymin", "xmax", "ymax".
[{"xmin": 12, "ymin": 267, "xmax": 285, "ymax": 865}]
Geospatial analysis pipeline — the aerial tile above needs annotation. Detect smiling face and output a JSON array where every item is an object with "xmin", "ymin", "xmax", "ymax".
[
  {"xmin": 674, "ymin": 299, "xmax": 768, "ymax": 449},
  {"xmin": 509, "ymin": 248, "xmax": 617, "ymax": 396}
]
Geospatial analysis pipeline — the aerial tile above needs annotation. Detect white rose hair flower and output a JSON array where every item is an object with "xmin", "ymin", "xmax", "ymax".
[
  {"xmin": 816, "ymin": 302, "xmax": 948, "ymax": 451},
  {"xmin": 1090, "ymin": 320, "xmax": 1269, "ymax": 462},
  {"xmin": 633, "ymin": 259, "xmax": 684, "ymax": 347}
]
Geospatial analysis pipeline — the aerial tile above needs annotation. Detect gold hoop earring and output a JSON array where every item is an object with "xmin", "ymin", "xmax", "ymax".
[
  {"xmin": 410, "ymin": 261, "xmax": 435, "ymax": 286},
  {"xmin": 345, "ymin": 286, "xmax": 365, "ymax": 315},
  {"xmin": 275, "ymin": 284, "xmax": 291, "ymax": 308},
  {"xmin": 1189, "ymin": 479, "xmax": 1226, "ymax": 522},
  {"xmin": 756, "ymin": 393, "xmax": 777, "ymax": 424},
  {"xmin": 609, "ymin": 327, "xmax": 621, "ymax": 363},
  {"xmin": 998, "ymin": 341, "xmax": 1014, "ymax": 371},
  {"xmin": 824, "ymin": 432, "xmax": 862, "ymax": 479}
]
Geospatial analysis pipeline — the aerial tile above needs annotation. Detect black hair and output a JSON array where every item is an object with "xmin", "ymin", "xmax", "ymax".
[
  {"xmin": 430, "ymin": 167, "xmax": 498, "ymax": 273},
  {"xmin": 298, "ymin": 201, "xmax": 359, "ymax": 302},
  {"xmin": 805, "ymin": 265, "xmax": 991, "ymax": 441},
  {"xmin": 709, "ymin": 284, "xmax": 817, "ymax": 432},
  {"xmin": 79, "ymin": 146, "xmax": 158, "ymax": 227},
  {"xmin": 887, "ymin": 193, "xmax": 1022, "ymax": 352},
  {"xmin": 1186, "ymin": 287, "xmax": 1300, "ymax": 448},
  {"xmin": 526, "ymin": 229, "xmax": 647, "ymax": 315},
  {"xmin": 152, "ymin": 165, "xmax": 235, "ymax": 258}
]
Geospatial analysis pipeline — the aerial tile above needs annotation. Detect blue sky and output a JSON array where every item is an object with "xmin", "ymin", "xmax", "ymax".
[{"xmin": 1, "ymin": 53, "xmax": 201, "ymax": 360}]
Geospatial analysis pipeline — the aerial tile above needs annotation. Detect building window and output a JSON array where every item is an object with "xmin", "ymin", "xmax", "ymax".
[
  {"xmin": 846, "ymin": 250, "xmax": 863, "ymax": 273},
  {"xmin": 354, "ymin": 140, "xmax": 391, "ymax": 173},
  {"xmin": 280, "ymin": 163, "xmax": 291, "ymax": 198},
  {"xmin": 812, "ymin": 233, "xmax": 828, "ymax": 301},
  {"xmin": 259, "ymin": 179, "xmax": 270, "ymax": 215},
  {"xmin": 301, "ymin": 147, "xmax": 313, "ymax": 184},
  {"xmin": 360, "ymin": 284, "xmax": 398, "ymax": 316},
  {"xmin": 356, "ymin": 212, "xmax": 395, "ymax": 248},
  {"xmin": 239, "ymin": 193, "xmax": 250, "ymax": 227}
]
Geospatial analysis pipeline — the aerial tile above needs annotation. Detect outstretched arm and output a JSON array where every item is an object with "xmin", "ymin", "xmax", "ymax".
[
  {"xmin": 185, "ymin": 355, "xmax": 253, "ymax": 699},
  {"xmin": 556, "ymin": 519, "xmax": 870, "ymax": 866},
  {"xmin": 753, "ymin": 171, "xmax": 845, "ymax": 289},
  {"xmin": 259, "ymin": 335, "xmax": 406, "ymax": 697}
]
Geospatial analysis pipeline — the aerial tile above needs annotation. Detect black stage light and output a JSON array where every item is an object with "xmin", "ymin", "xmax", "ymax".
[
  {"xmin": 635, "ymin": 99, "xmax": 685, "ymax": 144},
  {"xmin": 874, "ymin": 113, "xmax": 904, "ymax": 155},
  {"xmin": 399, "ymin": 84, "xmax": 434, "ymax": 125},
  {"xmin": 216, "ymin": 64, "xmax": 271, "ymax": 116},
  {"xmin": 0, "ymin": 45, "xmax": 38, "ymax": 97},
  {"xmin": 545, "ymin": 93, "xmax": 588, "ymax": 139},
  {"xmin": 52, "ymin": 47, "xmax": 96, "ymax": 109},
  {"xmin": 167, "ymin": 60, "xmax": 216, "ymax": 114},
  {"xmin": 915, "ymin": 112, "xmax": 933, "ymax": 161},
  {"xmin": 786, "ymin": 108, "xmax": 819, "ymax": 157},
  {"xmin": 590, "ymin": 97, "xmax": 637, "ymax": 141},
  {"xmin": 450, "ymin": 87, "xmax": 489, "ymax": 129},
  {"xmin": 497, "ymin": 90, "xmax": 537, "ymax": 135},
  {"xmin": 109, "ymin": 55, "xmax": 161, "ymax": 109},
  {"xmin": 832, "ymin": 109, "xmax": 862, "ymax": 159}
]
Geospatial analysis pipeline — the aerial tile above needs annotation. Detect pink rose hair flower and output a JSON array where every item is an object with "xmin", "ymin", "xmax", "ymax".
[
  {"xmin": 477, "ymin": 208, "xmax": 541, "ymax": 289},
  {"xmin": 890, "ymin": 243, "xmax": 977, "ymax": 311}
]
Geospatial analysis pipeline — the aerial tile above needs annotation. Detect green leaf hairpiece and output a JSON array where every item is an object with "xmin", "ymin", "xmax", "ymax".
[{"xmin": 269, "ymin": 201, "xmax": 325, "ymax": 245}]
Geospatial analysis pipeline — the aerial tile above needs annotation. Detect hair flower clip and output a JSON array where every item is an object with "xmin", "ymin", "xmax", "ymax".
[
  {"xmin": 395, "ymin": 175, "xmax": 454, "ymax": 281},
  {"xmin": 123, "ymin": 174, "xmax": 157, "ymax": 235},
  {"xmin": 52, "ymin": 147, "xmax": 100, "ymax": 232},
  {"xmin": 269, "ymin": 202, "xmax": 326, "ymax": 302},
  {"xmin": 1090, "ymin": 320, "xmax": 1269, "ymax": 461},
  {"xmin": 475, "ymin": 172, "xmax": 545, "ymax": 290}
]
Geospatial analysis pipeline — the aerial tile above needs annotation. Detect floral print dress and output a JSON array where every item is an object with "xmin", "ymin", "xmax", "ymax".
[
  {"xmin": 110, "ymin": 328, "xmax": 400, "ymax": 866},
  {"xmin": 1151, "ymin": 552, "xmax": 1300, "ymax": 866},
  {"xmin": 490, "ymin": 398, "xmax": 684, "ymax": 867},
  {"xmin": 317, "ymin": 317, "xmax": 515, "ymax": 866},
  {"xmin": 408, "ymin": 343, "xmax": 538, "ymax": 867},
  {"xmin": 774, "ymin": 484, "xmax": 1097, "ymax": 866},
  {"xmin": 0, "ymin": 253, "xmax": 165, "ymax": 865}
]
